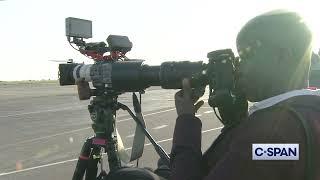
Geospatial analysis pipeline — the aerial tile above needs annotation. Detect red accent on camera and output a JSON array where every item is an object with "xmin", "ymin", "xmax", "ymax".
[
  {"xmin": 92, "ymin": 138, "xmax": 107, "ymax": 145},
  {"xmin": 80, "ymin": 50, "xmax": 126, "ymax": 61},
  {"xmin": 79, "ymin": 155, "xmax": 89, "ymax": 160}
]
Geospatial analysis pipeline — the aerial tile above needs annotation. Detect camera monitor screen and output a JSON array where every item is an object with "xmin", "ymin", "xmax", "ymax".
[{"xmin": 65, "ymin": 17, "xmax": 92, "ymax": 39}]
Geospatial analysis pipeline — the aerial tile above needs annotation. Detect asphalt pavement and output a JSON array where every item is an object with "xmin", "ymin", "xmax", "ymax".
[{"xmin": 0, "ymin": 81, "xmax": 223, "ymax": 180}]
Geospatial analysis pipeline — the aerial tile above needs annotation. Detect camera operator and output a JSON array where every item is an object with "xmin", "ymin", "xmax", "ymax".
[{"xmin": 170, "ymin": 10, "xmax": 319, "ymax": 180}]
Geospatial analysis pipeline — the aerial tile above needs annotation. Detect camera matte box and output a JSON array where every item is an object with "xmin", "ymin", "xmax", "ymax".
[{"xmin": 66, "ymin": 17, "xmax": 92, "ymax": 39}]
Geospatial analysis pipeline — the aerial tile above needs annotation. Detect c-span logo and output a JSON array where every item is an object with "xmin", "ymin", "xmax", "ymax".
[{"xmin": 252, "ymin": 144, "xmax": 299, "ymax": 160}]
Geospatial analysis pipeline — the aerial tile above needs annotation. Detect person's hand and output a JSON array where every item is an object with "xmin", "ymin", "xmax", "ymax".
[{"xmin": 175, "ymin": 78, "xmax": 204, "ymax": 116}]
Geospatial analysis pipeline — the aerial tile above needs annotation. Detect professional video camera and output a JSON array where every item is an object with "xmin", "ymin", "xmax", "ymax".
[{"xmin": 60, "ymin": 17, "xmax": 247, "ymax": 180}]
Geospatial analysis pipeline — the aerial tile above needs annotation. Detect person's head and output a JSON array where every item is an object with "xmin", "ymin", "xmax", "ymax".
[{"xmin": 236, "ymin": 10, "xmax": 313, "ymax": 102}]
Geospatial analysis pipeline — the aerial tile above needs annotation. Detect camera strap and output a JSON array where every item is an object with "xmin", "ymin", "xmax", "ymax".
[
  {"xmin": 285, "ymin": 105, "xmax": 315, "ymax": 180},
  {"xmin": 116, "ymin": 109, "xmax": 146, "ymax": 164}
]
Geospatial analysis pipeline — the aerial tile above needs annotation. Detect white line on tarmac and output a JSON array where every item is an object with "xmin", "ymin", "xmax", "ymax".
[
  {"xmin": 204, "ymin": 110, "xmax": 214, "ymax": 114},
  {"xmin": 202, "ymin": 127, "xmax": 223, "ymax": 133},
  {"xmin": 195, "ymin": 114, "xmax": 202, "ymax": 117},
  {"xmin": 117, "ymin": 108, "xmax": 175, "ymax": 123},
  {"xmin": 1, "ymin": 106, "xmax": 212, "ymax": 119},
  {"xmin": 0, "ymin": 159, "xmax": 78, "ymax": 177},
  {"xmin": 0, "ymin": 106, "xmax": 86, "ymax": 118},
  {"xmin": 150, "ymin": 99, "xmax": 174, "ymax": 101},
  {"xmin": 141, "ymin": 126, "xmax": 223, "ymax": 147},
  {"xmin": 0, "ymin": 108, "xmax": 175, "ymax": 149},
  {"xmin": 0, "ymin": 126, "xmax": 223, "ymax": 177},
  {"xmin": 126, "ymin": 134, "xmax": 135, "ymax": 138},
  {"xmin": 152, "ymin": 125, "xmax": 168, "ymax": 130},
  {"xmin": 1, "ymin": 106, "xmax": 130, "ymax": 119},
  {"xmin": 0, "ymin": 127, "xmax": 91, "ymax": 150}
]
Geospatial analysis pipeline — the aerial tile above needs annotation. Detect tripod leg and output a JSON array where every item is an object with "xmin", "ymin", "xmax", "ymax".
[
  {"xmin": 72, "ymin": 138, "xmax": 93, "ymax": 180},
  {"xmin": 85, "ymin": 145, "xmax": 101, "ymax": 180}
]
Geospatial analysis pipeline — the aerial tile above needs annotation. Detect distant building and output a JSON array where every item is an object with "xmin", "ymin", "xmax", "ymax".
[{"xmin": 309, "ymin": 52, "xmax": 320, "ymax": 87}]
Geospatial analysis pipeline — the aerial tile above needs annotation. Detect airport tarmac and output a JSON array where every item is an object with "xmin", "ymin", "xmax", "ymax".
[{"xmin": 0, "ymin": 81, "xmax": 223, "ymax": 180}]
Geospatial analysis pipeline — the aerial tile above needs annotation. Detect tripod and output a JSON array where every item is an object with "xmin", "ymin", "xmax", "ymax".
[{"xmin": 71, "ymin": 90, "xmax": 170, "ymax": 180}]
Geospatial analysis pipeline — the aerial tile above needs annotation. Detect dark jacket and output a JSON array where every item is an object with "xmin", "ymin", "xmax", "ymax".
[{"xmin": 170, "ymin": 91, "xmax": 320, "ymax": 180}]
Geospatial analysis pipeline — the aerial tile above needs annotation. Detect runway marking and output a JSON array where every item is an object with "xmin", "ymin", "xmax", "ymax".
[
  {"xmin": 204, "ymin": 110, "xmax": 214, "ymax": 114},
  {"xmin": 152, "ymin": 125, "xmax": 168, "ymax": 130},
  {"xmin": 150, "ymin": 99, "xmax": 174, "ymax": 101},
  {"xmin": 1, "ymin": 106, "xmax": 129, "ymax": 119},
  {"xmin": 201, "ymin": 107, "xmax": 213, "ymax": 109},
  {"xmin": 1, "ymin": 106, "xmax": 211, "ymax": 119},
  {"xmin": 125, "ymin": 134, "xmax": 135, "ymax": 138},
  {"xmin": 0, "ymin": 159, "xmax": 78, "ymax": 177},
  {"xmin": 0, "ymin": 108, "xmax": 175, "ymax": 149},
  {"xmin": 117, "ymin": 108, "xmax": 175, "ymax": 123},
  {"xmin": 0, "ymin": 127, "xmax": 91, "ymax": 150},
  {"xmin": 124, "ymin": 126, "xmax": 224, "ymax": 150},
  {"xmin": 0, "ymin": 126, "xmax": 223, "ymax": 177},
  {"xmin": 195, "ymin": 114, "xmax": 202, "ymax": 117},
  {"xmin": 0, "ymin": 106, "xmax": 86, "ymax": 118},
  {"xmin": 202, "ymin": 127, "xmax": 223, "ymax": 133}
]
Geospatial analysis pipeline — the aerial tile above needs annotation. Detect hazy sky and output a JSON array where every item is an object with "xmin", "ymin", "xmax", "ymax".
[{"xmin": 1, "ymin": 0, "xmax": 319, "ymax": 81}]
